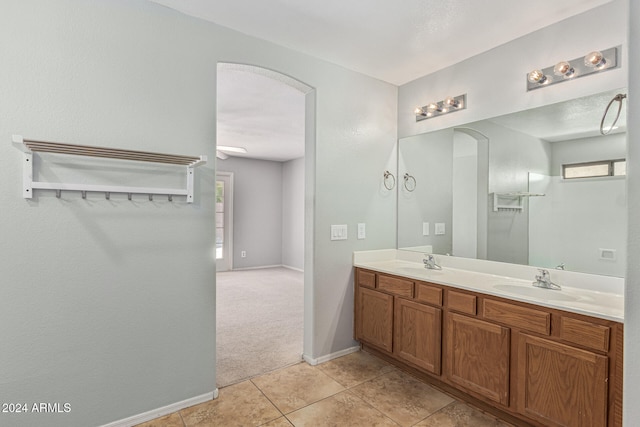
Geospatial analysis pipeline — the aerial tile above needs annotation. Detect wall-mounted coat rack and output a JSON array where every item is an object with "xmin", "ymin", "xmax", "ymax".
[
  {"xmin": 12, "ymin": 135, "xmax": 207, "ymax": 203},
  {"xmin": 493, "ymin": 192, "xmax": 545, "ymax": 212}
]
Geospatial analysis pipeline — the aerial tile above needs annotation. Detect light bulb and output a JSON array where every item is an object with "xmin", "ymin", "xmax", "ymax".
[
  {"xmin": 444, "ymin": 96, "xmax": 459, "ymax": 108},
  {"xmin": 527, "ymin": 69, "xmax": 547, "ymax": 84},
  {"xmin": 426, "ymin": 103, "xmax": 440, "ymax": 113},
  {"xmin": 553, "ymin": 61, "xmax": 575, "ymax": 78},
  {"xmin": 414, "ymin": 107, "xmax": 425, "ymax": 115},
  {"xmin": 584, "ymin": 51, "xmax": 605, "ymax": 68}
]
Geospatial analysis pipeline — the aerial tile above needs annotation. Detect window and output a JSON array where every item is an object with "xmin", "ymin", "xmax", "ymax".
[{"xmin": 563, "ymin": 159, "xmax": 626, "ymax": 179}]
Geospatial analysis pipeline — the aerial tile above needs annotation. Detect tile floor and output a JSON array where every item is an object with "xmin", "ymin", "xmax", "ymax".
[{"xmin": 136, "ymin": 350, "xmax": 512, "ymax": 427}]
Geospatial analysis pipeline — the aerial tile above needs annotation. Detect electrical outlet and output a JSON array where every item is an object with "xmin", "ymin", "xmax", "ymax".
[
  {"xmin": 357, "ymin": 223, "xmax": 366, "ymax": 239},
  {"xmin": 241, "ymin": 250, "xmax": 246, "ymax": 258}
]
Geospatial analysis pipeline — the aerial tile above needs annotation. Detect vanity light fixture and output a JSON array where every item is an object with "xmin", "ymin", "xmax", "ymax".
[
  {"xmin": 526, "ymin": 46, "xmax": 618, "ymax": 91},
  {"xmin": 415, "ymin": 94, "xmax": 466, "ymax": 122}
]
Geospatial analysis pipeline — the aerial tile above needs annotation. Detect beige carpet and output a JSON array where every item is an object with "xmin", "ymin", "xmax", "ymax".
[{"xmin": 216, "ymin": 267, "xmax": 304, "ymax": 387}]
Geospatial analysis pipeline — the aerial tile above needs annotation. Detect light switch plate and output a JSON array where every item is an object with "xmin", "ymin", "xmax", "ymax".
[
  {"xmin": 435, "ymin": 223, "xmax": 446, "ymax": 235},
  {"xmin": 423, "ymin": 222, "xmax": 430, "ymax": 236},
  {"xmin": 331, "ymin": 224, "xmax": 348, "ymax": 241},
  {"xmin": 357, "ymin": 223, "xmax": 366, "ymax": 239}
]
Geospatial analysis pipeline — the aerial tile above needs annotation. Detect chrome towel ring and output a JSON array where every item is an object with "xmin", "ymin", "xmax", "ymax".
[
  {"xmin": 403, "ymin": 173, "xmax": 416, "ymax": 192},
  {"xmin": 600, "ymin": 93, "xmax": 626, "ymax": 135},
  {"xmin": 383, "ymin": 170, "xmax": 396, "ymax": 190}
]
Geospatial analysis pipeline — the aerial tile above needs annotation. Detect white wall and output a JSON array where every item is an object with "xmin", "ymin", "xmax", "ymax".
[
  {"xmin": 529, "ymin": 174, "xmax": 626, "ymax": 276},
  {"xmin": 0, "ymin": 1, "xmax": 398, "ymax": 426},
  {"xmin": 282, "ymin": 157, "xmax": 305, "ymax": 270},
  {"xmin": 398, "ymin": 1, "xmax": 628, "ymax": 139},
  {"xmin": 551, "ymin": 133, "xmax": 627, "ymax": 174}
]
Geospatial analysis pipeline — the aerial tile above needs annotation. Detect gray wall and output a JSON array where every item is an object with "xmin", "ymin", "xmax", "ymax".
[
  {"xmin": 217, "ymin": 155, "xmax": 305, "ymax": 271},
  {"xmin": 469, "ymin": 120, "xmax": 551, "ymax": 265},
  {"xmin": 283, "ymin": 157, "xmax": 305, "ymax": 270},
  {"xmin": 218, "ymin": 157, "xmax": 284, "ymax": 269},
  {"xmin": 397, "ymin": 129, "xmax": 454, "ymax": 253},
  {"xmin": 0, "ymin": 0, "xmax": 398, "ymax": 426},
  {"xmin": 625, "ymin": 1, "xmax": 639, "ymax": 423}
]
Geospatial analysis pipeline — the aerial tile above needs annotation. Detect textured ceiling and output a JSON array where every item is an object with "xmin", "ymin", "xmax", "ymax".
[
  {"xmin": 148, "ymin": 0, "xmax": 612, "ymax": 85},
  {"xmin": 148, "ymin": 0, "xmax": 616, "ymax": 161}
]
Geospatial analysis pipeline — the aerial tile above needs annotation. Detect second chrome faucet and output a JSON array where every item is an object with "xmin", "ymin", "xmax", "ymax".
[{"xmin": 423, "ymin": 254, "xmax": 442, "ymax": 270}]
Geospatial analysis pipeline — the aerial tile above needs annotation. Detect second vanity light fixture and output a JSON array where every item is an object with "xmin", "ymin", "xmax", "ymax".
[
  {"xmin": 415, "ymin": 94, "xmax": 466, "ymax": 121},
  {"xmin": 527, "ymin": 47, "xmax": 618, "ymax": 91}
]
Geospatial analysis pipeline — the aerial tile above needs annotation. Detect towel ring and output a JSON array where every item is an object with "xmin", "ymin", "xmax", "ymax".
[
  {"xmin": 383, "ymin": 171, "xmax": 396, "ymax": 190},
  {"xmin": 404, "ymin": 173, "xmax": 416, "ymax": 192},
  {"xmin": 600, "ymin": 93, "xmax": 626, "ymax": 135}
]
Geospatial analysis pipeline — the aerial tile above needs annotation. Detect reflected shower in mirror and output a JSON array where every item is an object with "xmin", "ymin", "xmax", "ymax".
[{"xmin": 397, "ymin": 89, "xmax": 627, "ymax": 277}]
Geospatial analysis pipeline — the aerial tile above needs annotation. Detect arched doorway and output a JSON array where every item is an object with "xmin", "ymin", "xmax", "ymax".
[{"xmin": 215, "ymin": 63, "xmax": 315, "ymax": 386}]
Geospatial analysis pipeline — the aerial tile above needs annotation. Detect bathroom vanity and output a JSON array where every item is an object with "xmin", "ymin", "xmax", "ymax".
[{"xmin": 354, "ymin": 250, "xmax": 623, "ymax": 427}]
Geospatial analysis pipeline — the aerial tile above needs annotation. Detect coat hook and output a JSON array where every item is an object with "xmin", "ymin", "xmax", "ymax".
[
  {"xmin": 128, "ymin": 193, "xmax": 132, "ymax": 201},
  {"xmin": 105, "ymin": 192, "xmax": 110, "ymax": 200},
  {"xmin": 55, "ymin": 189, "xmax": 61, "ymax": 198},
  {"xmin": 168, "ymin": 195, "xmax": 173, "ymax": 202},
  {"xmin": 81, "ymin": 191, "xmax": 87, "ymax": 199},
  {"xmin": 149, "ymin": 194, "xmax": 153, "ymax": 201}
]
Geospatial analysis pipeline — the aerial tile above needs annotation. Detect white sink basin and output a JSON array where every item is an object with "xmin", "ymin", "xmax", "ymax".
[{"xmin": 493, "ymin": 284, "xmax": 578, "ymax": 302}]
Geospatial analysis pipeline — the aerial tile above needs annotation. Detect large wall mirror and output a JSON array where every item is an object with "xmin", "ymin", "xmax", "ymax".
[{"xmin": 398, "ymin": 89, "xmax": 627, "ymax": 277}]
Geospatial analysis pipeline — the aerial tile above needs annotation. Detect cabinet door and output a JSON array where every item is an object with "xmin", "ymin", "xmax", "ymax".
[
  {"xmin": 356, "ymin": 287, "xmax": 393, "ymax": 352},
  {"xmin": 446, "ymin": 313, "xmax": 510, "ymax": 406},
  {"xmin": 394, "ymin": 298, "xmax": 442, "ymax": 375},
  {"xmin": 517, "ymin": 334, "xmax": 608, "ymax": 427}
]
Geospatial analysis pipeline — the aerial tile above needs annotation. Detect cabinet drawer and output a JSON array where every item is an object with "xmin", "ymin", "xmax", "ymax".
[
  {"xmin": 483, "ymin": 299, "xmax": 550, "ymax": 335},
  {"xmin": 447, "ymin": 290, "xmax": 476, "ymax": 315},
  {"xmin": 559, "ymin": 316, "xmax": 610, "ymax": 352},
  {"xmin": 378, "ymin": 275, "xmax": 414, "ymax": 298},
  {"xmin": 415, "ymin": 282, "xmax": 443, "ymax": 306},
  {"xmin": 357, "ymin": 269, "xmax": 376, "ymax": 289}
]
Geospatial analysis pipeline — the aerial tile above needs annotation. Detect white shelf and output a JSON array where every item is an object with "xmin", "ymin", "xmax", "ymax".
[
  {"xmin": 12, "ymin": 135, "xmax": 207, "ymax": 203},
  {"xmin": 493, "ymin": 192, "xmax": 545, "ymax": 212}
]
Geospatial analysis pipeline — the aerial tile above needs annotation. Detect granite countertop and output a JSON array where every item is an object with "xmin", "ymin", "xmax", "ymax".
[{"xmin": 354, "ymin": 250, "xmax": 624, "ymax": 323}]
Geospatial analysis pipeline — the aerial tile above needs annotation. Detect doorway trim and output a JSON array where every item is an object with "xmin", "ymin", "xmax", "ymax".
[{"xmin": 216, "ymin": 171, "xmax": 234, "ymax": 272}]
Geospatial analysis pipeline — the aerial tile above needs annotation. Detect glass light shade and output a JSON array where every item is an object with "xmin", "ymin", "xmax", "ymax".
[
  {"xmin": 553, "ymin": 61, "xmax": 574, "ymax": 77},
  {"xmin": 444, "ymin": 96, "xmax": 459, "ymax": 107},
  {"xmin": 414, "ymin": 107, "xmax": 424, "ymax": 115},
  {"xmin": 527, "ymin": 69, "xmax": 546, "ymax": 84},
  {"xmin": 584, "ymin": 51, "xmax": 605, "ymax": 68},
  {"xmin": 426, "ymin": 103, "xmax": 439, "ymax": 113}
]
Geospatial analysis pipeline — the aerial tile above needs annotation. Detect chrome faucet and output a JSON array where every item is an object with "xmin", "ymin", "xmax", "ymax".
[
  {"xmin": 423, "ymin": 254, "xmax": 442, "ymax": 270},
  {"xmin": 533, "ymin": 269, "xmax": 561, "ymax": 290}
]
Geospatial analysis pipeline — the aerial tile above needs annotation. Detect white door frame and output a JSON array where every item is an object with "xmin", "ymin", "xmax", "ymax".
[{"xmin": 216, "ymin": 171, "xmax": 234, "ymax": 272}]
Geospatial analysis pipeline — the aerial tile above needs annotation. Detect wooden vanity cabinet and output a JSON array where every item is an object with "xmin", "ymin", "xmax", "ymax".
[
  {"xmin": 516, "ymin": 334, "xmax": 608, "ymax": 427},
  {"xmin": 354, "ymin": 268, "xmax": 623, "ymax": 427},
  {"xmin": 446, "ymin": 312, "xmax": 510, "ymax": 406},
  {"xmin": 394, "ymin": 297, "xmax": 442, "ymax": 375},
  {"xmin": 356, "ymin": 286, "xmax": 394, "ymax": 352}
]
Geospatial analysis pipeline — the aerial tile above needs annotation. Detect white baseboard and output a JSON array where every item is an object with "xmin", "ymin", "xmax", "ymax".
[
  {"xmin": 303, "ymin": 346, "xmax": 360, "ymax": 366},
  {"xmin": 100, "ymin": 390, "xmax": 218, "ymax": 427},
  {"xmin": 231, "ymin": 264, "xmax": 304, "ymax": 272},
  {"xmin": 232, "ymin": 264, "xmax": 283, "ymax": 271}
]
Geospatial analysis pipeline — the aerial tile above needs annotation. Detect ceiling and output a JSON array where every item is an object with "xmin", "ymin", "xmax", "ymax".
[
  {"xmin": 217, "ymin": 64, "xmax": 307, "ymax": 161},
  {"xmin": 149, "ymin": 0, "xmax": 612, "ymax": 85},
  {"xmin": 147, "ymin": 0, "xmax": 614, "ymax": 161}
]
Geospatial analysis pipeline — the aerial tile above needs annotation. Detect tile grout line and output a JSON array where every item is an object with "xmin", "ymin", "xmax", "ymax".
[{"xmin": 250, "ymin": 377, "xmax": 288, "ymax": 425}]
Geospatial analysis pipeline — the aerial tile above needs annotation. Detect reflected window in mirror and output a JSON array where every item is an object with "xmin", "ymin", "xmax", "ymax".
[{"xmin": 563, "ymin": 159, "xmax": 626, "ymax": 179}]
